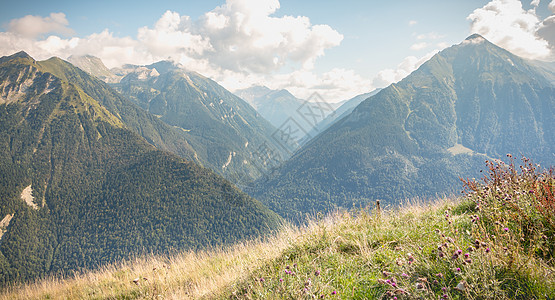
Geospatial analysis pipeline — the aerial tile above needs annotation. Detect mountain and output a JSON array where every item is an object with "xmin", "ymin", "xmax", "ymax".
[
  {"xmin": 0, "ymin": 52, "xmax": 281, "ymax": 285},
  {"xmin": 112, "ymin": 65, "xmax": 288, "ymax": 184},
  {"xmin": 252, "ymin": 34, "xmax": 555, "ymax": 220},
  {"xmin": 532, "ymin": 60, "xmax": 555, "ymax": 84},
  {"xmin": 67, "ymin": 55, "xmax": 121, "ymax": 83},
  {"xmin": 235, "ymin": 86, "xmax": 304, "ymax": 127},
  {"xmin": 305, "ymin": 89, "xmax": 381, "ymax": 143},
  {"xmin": 235, "ymin": 86, "xmax": 342, "ymax": 152}
]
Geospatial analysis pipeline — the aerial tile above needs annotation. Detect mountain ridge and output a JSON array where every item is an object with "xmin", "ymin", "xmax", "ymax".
[
  {"xmin": 251, "ymin": 34, "xmax": 555, "ymax": 220},
  {"xmin": 0, "ymin": 52, "xmax": 281, "ymax": 285}
]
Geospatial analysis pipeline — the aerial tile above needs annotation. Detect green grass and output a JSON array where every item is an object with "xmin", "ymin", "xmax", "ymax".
[{"xmin": 2, "ymin": 158, "xmax": 554, "ymax": 299}]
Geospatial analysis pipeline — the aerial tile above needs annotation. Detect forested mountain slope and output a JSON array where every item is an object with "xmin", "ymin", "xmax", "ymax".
[
  {"xmin": 0, "ymin": 52, "xmax": 281, "ymax": 285},
  {"xmin": 253, "ymin": 35, "xmax": 555, "ymax": 220}
]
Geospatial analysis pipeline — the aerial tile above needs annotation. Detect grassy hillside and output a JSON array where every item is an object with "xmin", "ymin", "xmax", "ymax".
[{"xmin": 3, "ymin": 158, "xmax": 553, "ymax": 299}]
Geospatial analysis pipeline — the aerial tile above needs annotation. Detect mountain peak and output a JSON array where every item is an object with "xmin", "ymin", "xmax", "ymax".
[
  {"xmin": 465, "ymin": 33, "xmax": 485, "ymax": 41},
  {"xmin": 0, "ymin": 51, "xmax": 35, "ymax": 64},
  {"xmin": 146, "ymin": 60, "xmax": 181, "ymax": 75},
  {"xmin": 460, "ymin": 34, "xmax": 490, "ymax": 46}
]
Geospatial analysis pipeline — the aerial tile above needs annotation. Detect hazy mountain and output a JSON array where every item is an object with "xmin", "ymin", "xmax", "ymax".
[
  {"xmin": 67, "ymin": 55, "xmax": 121, "ymax": 83},
  {"xmin": 305, "ymin": 89, "xmax": 381, "ymax": 144},
  {"xmin": 0, "ymin": 52, "xmax": 281, "ymax": 285},
  {"xmin": 112, "ymin": 64, "xmax": 288, "ymax": 184},
  {"xmin": 531, "ymin": 60, "xmax": 555, "ymax": 84},
  {"xmin": 252, "ymin": 34, "xmax": 555, "ymax": 220},
  {"xmin": 235, "ymin": 87, "xmax": 304, "ymax": 127},
  {"xmin": 235, "ymin": 86, "xmax": 343, "ymax": 153}
]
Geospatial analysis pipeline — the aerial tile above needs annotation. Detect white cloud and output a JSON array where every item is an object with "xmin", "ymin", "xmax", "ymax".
[
  {"xmin": 416, "ymin": 32, "xmax": 445, "ymax": 40},
  {"xmin": 372, "ymin": 50, "xmax": 439, "ymax": 88},
  {"xmin": 409, "ymin": 20, "xmax": 418, "ymax": 26},
  {"xmin": 7, "ymin": 12, "xmax": 74, "ymax": 38},
  {"xmin": 410, "ymin": 42, "xmax": 429, "ymax": 51},
  {"xmin": 530, "ymin": 0, "xmax": 540, "ymax": 7},
  {"xmin": 467, "ymin": 0, "xmax": 554, "ymax": 60},
  {"xmin": 550, "ymin": 0, "xmax": 555, "ymax": 13},
  {"xmin": 0, "ymin": 0, "xmax": 343, "ymax": 74}
]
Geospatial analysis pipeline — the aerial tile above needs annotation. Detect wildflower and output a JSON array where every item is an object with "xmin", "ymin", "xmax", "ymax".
[
  {"xmin": 315, "ymin": 270, "xmax": 321, "ymax": 276},
  {"xmin": 402, "ymin": 273, "xmax": 409, "ymax": 278},
  {"xmin": 485, "ymin": 247, "xmax": 490, "ymax": 253},
  {"xmin": 455, "ymin": 281, "xmax": 467, "ymax": 291},
  {"xmin": 279, "ymin": 278, "xmax": 284, "ymax": 282},
  {"xmin": 331, "ymin": 291, "xmax": 337, "ymax": 295},
  {"xmin": 260, "ymin": 277, "xmax": 265, "ymax": 282},
  {"xmin": 456, "ymin": 249, "xmax": 462, "ymax": 255},
  {"xmin": 442, "ymin": 287, "xmax": 447, "ymax": 292},
  {"xmin": 504, "ymin": 227, "xmax": 509, "ymax": 232},
  {"xmin": 443, "ymin": 294, "xmax": 448, "ymax": 299},
  {"xmin": 464, "ymin": 253, "xmax": 470, "ymax": 258},
  {"xmin": 455, "ymin": 267, "xmax": 461, "ymax": 272}
]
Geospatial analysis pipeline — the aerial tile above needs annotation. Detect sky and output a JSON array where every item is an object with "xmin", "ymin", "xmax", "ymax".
[{"xmin": 0, "ymin": 0, "xmax": 554, "ymax": 102}]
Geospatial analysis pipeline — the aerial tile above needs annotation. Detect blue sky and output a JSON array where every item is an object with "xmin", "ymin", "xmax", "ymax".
[{"xmin": 1, "ymin": 0, "xmax": 554, "ymax": 101}]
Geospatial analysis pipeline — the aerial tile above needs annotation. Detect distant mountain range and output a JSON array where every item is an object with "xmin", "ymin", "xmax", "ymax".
[
  {"xmin": 69, "ymin": 57, "xmax": 287, "ymax": 184},
  {"xmin": 304, "ymin": 89, "xmax": 381, "ymax": 143},
  {"xmin": 252, "ymin": 34, "xmax": 555, "ymax": 220},
  {"xmin": 0, "ymin": 52, "xmax": 280, "ymax": 285},
  {"xmin": 235, "ymin": 86, "xmax": 344, "ymax": 152}
]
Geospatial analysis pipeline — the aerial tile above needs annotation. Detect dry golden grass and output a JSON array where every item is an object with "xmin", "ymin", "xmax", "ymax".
[{"xmin": 0, "ymin": 225, "xmax": 303, "ymax": 299}]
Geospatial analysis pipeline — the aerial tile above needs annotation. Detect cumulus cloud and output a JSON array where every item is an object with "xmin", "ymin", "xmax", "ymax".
[
  {"xmin": 416, "ymin": 32, "xmax": 445, "ymax": 40},
  {"xmin": 467, "ymin": 0, "xmax": 554, "ymax": 60},
  {"xmin": 550, "ymin": 0, "xmax": 555, "ymax": 13},
  {"xmin": 372, "ymin": 50, "xmax": 438, "ymax": 88},
  {"xmin": 0, "ymin": 0, "xmax": 352, "ymax": 100},
  {"xmin": 7, "ymin": 12, "xmax": 74, "ymax": 38},
  {"xmin": 410, "ymin": 42, "xmax": 429, "ymax": 51},
  {"xmin": 1, "ymin": 0, "xmax": 342, "ymax": 74},
  {"xmin": 191, "ymin": 0, "xmax": 343, "ymax": 73}
]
